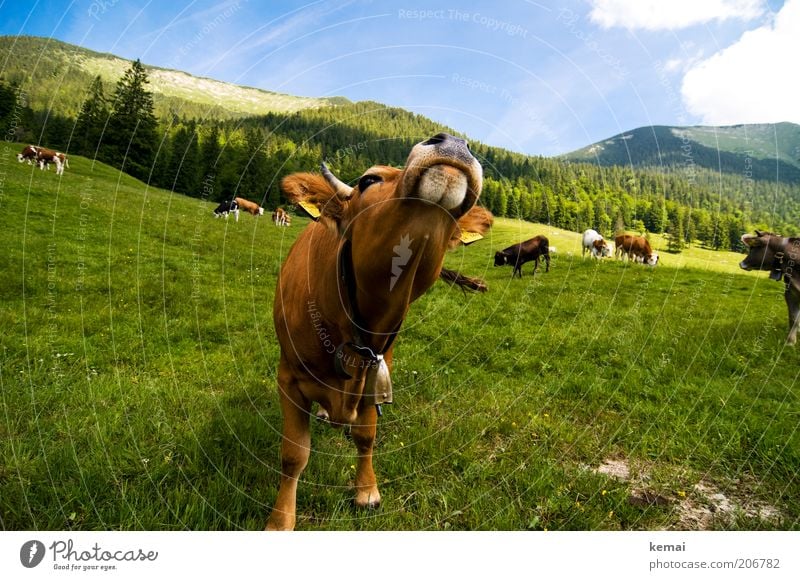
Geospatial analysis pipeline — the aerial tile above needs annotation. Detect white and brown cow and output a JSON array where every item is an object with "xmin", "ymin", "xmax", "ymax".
[
  {"xmin": 272, "ymin": 207, "xmax": 291, "ymax": 226},
  {"xmin": 740, "ymin": 230, "xmax": 800, "ymax": 345},
  {"xmin": 234, "ymin": 197, "xmax": 264, "ymax": 216},
  {"xmin": 17, "ymin": 145, "xmax": 39, "ymax": 165},
  {"xmin": 615, "ymin": 233, "xmax": 658, "ymax": 266},
  {"xmin": 582, "ymin": 229, "xmax": 613, "ymax": 259},
  {"xmin": 268, "ymin": 133, "xmax": 492, "ymax": 530},
  {"xmin": 36, "ymin": 147, "xmax": 68, "ymax": 175}
]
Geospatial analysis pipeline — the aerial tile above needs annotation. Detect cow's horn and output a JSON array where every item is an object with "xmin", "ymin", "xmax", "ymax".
[{"xmin": 320, "ymin": 162, "xmax": 353, "ymax": 199}]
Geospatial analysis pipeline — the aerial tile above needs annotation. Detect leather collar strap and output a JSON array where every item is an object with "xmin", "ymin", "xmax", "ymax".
[
  {"xmin": 334, "ymin": 239, "xmax": 401, "ymax": 380},
  {"xmin": 770, "ymin": 239, "xmax": 789, "ymax": 281}
]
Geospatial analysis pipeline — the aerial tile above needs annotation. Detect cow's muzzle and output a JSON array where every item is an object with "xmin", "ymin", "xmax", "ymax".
[{"xmin": 403, "ymin": 133, "xmax": 483, "ymax": 216}]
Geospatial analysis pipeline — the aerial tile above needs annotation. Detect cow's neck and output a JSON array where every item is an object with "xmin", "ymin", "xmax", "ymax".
[{"xmin": 340, "ymin": 226, "xmax": 452, "ymax": 354}]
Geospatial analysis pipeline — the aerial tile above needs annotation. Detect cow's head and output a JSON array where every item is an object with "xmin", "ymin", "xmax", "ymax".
[
  {"xmin": 593, "ymin": 239, "xmax": 613, "ymax": 258},
  {"xmin": 646, "ymin": 253, "xmax": 659, "ymax": 266},
  {"xmin": 740, "ymin": 230, "xmax": 786, "ymax": 280},
  {"xmin": 494, "ymin": 251, "xmax": 510, "ymax": 266},
  {"xmin": 282, "ymin": 134, "xmax": 488, "ymax": 294},
  {"xmin": 283, "ymin": 133, "xmax": 482, "ymax": 232},
  {"xmin": 16, "ymin": 153, "xmax": 24, "ymax": 163}
]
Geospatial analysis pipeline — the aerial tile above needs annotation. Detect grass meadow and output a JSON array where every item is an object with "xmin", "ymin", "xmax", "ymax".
[{"xmin": 1, "ymin": 145, "xmax": 798, "ymax": 531}]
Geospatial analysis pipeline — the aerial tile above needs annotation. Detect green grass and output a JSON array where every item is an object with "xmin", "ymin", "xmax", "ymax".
[{"xmin": 1, "ymin": 145, "xmax": 798, "ymax": 530}]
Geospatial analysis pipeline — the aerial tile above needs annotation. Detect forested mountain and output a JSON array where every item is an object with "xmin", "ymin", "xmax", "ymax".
[
  {"xmin": 2, "ymin": 36, "xmax": 799, "ymax": 253},
  {"xmin": 564, "ymin": 123, "xmax": 800, "ymax": 183},
  {"xmin": 0, "ymin": 36, "xmax": 344, "ymax": 119}
]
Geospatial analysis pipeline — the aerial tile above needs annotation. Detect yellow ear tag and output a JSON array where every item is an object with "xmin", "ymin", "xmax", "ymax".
[
  {"xmin": 459, "ymin": 230, "xmax": 484, "ymax": 245},
  {"xmin": 298, "ymin": 200, "xmax": 321, "ymax": 220}
]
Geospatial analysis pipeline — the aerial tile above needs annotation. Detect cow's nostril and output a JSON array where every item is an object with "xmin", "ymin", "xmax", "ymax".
[{"xmin": 421, "ymin": 133, "xmax": 448, "ymax": 146}]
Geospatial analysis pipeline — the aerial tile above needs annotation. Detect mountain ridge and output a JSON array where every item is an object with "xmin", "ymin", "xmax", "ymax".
[
  {"xmin": 0, "ymin": 35, "xmax": 347, "ymax": 119},
  {"xmin": 563, "ymin": 122, "xmax": 800, "ymax": 183}
]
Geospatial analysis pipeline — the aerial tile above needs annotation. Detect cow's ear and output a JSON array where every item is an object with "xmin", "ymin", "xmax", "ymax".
[
  {"xmin": 281, "ymin": 173, "xmax": 347, "ymax": 232},
  {"xmin": 449, "ymin": 206, "xmax": 494, "ymax": 249},
  {"xmin": 741, "ymin": 233, "xmax": 763, "ymax": 247}
]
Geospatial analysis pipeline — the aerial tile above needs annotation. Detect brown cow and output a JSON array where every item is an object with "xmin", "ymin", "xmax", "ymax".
[
  {"xmin": 35, "ymin": 147, "xmax": 68, "ymax": 176},
  {"xmin": 268, "ymin": 133, "xmax": 491, "ymax": 530},
  {"xmin": 615, "ymin": 233, "xmax": 659, "ymax": 266},
  {"xmin": 234, "ymin": 196, "xmax": 264, "ymax": 216},
  {"xmin": 17, "ymin": 145, "xmax": 38, "ymax": 165},
  {"xmin": 740, "ymin": 230, "xmax": 800, "ymax": 345},
  {"xmin": 494, "ymin": 235, "xmax": 550, "ymax": 278},
  {"xmin": 272, "ymin": 207, "xmax": 291, "ymax": 226}
]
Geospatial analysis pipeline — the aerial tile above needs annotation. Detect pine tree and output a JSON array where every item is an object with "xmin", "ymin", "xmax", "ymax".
[
  {"xmin": 74, "ymin": 76, "xmax": 109, "ymax": 157},
  {"xmin": 240, "ymin": 127, "xmax": 268, "ymax": 201},
  {"xmin": 0, "ymin": 80, "xmax": 17, "ymax": 131},
  {"xmin": 667, "ymin": 215, "xmax": 685, "ymax": 253},
  {"xmin": 105, "ymin": 59, "xmax": 158, "ymax": 181},
  {"xmin": 199, "ymin": 124, "xmax": 222, "ymax": 200},
  {"xmin": 168, "ymin": 123, "xmax": 200, "ymax": 195}
]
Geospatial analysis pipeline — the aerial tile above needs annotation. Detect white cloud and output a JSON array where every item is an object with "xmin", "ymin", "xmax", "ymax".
[
  {"xmin": 681, "ymin": 0, "xmax": 800, "ymax": 124},
  {"xmin": 589, "ymin": 0, "xmax": 766, "ymax": 30}
]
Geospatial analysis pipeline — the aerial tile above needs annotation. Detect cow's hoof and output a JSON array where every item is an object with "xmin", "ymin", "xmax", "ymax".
[
  {"xmin": 265, "ymin": 517, "xmax": 294, "ymax": 531},
  {"xmin": 787, "ymin": 338, "xmax": 797, "ymax": 346},
  {"xmin": 354, "ymin": 489, "xmax": 381, "ymax": 510},
  {"xmin": 266, "ymin": 510, "xmax": 295, "ymax": 531}
]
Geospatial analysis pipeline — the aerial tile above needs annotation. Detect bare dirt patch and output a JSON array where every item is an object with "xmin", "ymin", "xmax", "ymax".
[{"xmin": 589, "ymin": 458, "xmax": 783, "ymax": 530}]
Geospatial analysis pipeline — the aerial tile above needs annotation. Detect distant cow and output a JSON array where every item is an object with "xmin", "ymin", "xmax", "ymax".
[
  {"xmin": 35, "ymin": 147, "xmax": 67, "ymax": 175},
  {"xmin": 234, "ymin": 197, "xmax": 264, "ymax": 216},
  {"xmin": 740, "ymin": 230, "xmax": 800, "ymax": 345},
  {"xmin": 494, "ymin": 235, "xmax": 550, "ymax": 278},
  {"xmin": 213, "ymin": 199, "xmax": 239, "ymax": 221},
  {"xmin": 17, "ymin": 145, "xmax": 38, "ymax": 164},
  {"xmin": 272, "ymin": 207, "xmax": 291, "ymax": 226},
  {"xmin": 582, "ymin": 229, "xmax": 613, "ymax": 258},
  {"xmin": 615, "ymin": 233, "xmax": 658, "ymax": 266}
]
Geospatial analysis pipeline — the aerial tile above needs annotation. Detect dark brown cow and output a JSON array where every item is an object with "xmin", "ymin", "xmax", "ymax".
[
  {"xmin": 17, "ymin": 145, "xmax": 38, "ymax": 165},
  {"xmin": 615, "ymin": 233, "xmax": 659, "ymax": 266},
  {"xmin": 269, "ymin": 133, "xmax": 491, "ymax": 530},
  {"xmin": 740, "ymin": 230, "xmax": 800, "ymax": 345},
  {"xmin": 494, "ymin": 235, "xmax": 550, "ymax": 278},
  {"xmin": 234, "ymin": 196, "xmax": 264, "ymax": 216}
]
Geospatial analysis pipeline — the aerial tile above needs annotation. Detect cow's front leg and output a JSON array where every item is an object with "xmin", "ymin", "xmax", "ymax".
[
  {"xmin": 267, "ymin": 378, "xmax": 312, "ymax": 531},
  {"xmin": 351, "ymin": 404, "xmax": 381, "ymax": 509},
  {"xmin": 785, "ymin": 288, "xmax": 799, "ymax": 345}
]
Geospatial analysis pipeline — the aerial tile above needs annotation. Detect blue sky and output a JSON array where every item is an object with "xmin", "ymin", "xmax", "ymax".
[{"xmin": 0, "ymin": 0, "xmax": 795, "ymax": 156}]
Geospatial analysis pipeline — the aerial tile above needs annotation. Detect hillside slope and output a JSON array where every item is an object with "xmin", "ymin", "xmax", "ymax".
[
  {"xmin": 563, "ymin": 123, "xmax": 800, "ymax": 183},
  {"xmin": 1, "ymin": 146, "xmax": 797, "ymax": 531},
  {"xmin": 0, "ymin": 35, "xmax": 345, "ymax": 118}
]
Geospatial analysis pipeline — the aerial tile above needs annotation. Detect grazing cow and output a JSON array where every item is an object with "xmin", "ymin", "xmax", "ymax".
[
  {"xmin": 494, "ymin": 235, "xmax": 550, "ymax": 278},
  {"xmin": 35, "ymin": 147, "xmax": 67, "ymax": 175},
  {"xmin": 213, "ymin": 199, "xmax": 239, "ymax": 221},
  {"xmin": 272, "ymin": 207, "xmax": 291, "ymax": 226},
  {"xmin": 269, "ymin": 133, "xmax": 492, "ymax": 530},
  {"xmin": 17, "ymin": 145, "xmax": 38, "ymax": 164},
  {"xmin": 234, "ymin": 196, "xmax": 264, "ymax": 216},
  {"xmin": 582, "ymin": 229, "xmax": 613, "ymax": 258},
  {"xmin": 740, "ymin": 230, "xmax": 800, "ymax": 345},
  {"xmin": 615, "ymin": 233, "xmax": 659, "ymax": 266}
]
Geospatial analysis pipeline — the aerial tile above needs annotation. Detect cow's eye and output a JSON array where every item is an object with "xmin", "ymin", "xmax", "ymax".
[{"xmin": 358, "ymin": 174, "xmax": 382, "ymax": 191}]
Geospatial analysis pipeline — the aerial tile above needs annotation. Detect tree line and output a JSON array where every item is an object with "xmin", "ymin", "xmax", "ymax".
[{"xmin": 3, "ymin": 60, "xmax": 797, "ymax": 252}]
